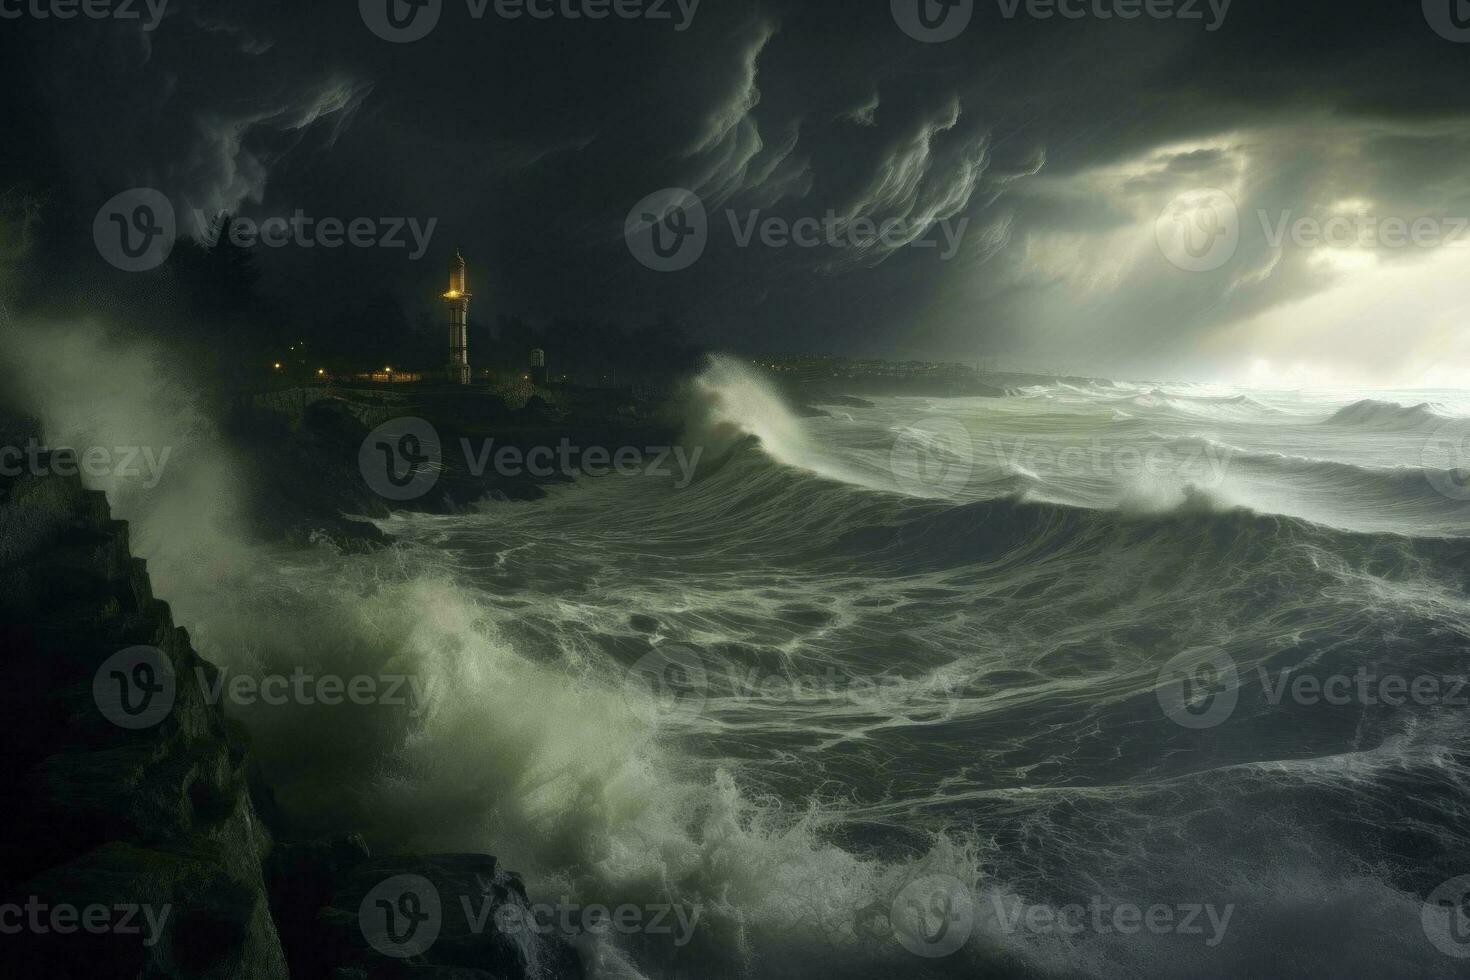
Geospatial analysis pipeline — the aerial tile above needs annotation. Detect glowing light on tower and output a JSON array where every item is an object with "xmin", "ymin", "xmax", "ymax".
[{"xmin": 444, "ymin": 248, "xmax": 472, "ymax": 385}]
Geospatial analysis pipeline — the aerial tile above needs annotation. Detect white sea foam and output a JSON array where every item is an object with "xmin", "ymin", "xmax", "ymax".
[{"xmin": 7, "ymin": 324, "xmax": 1470, "ymax": 978}]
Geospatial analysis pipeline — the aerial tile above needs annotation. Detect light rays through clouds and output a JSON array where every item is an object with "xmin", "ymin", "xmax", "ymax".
[
  {"xmin": 993, "ymin": 117, "xmax": 1470, "ymax": 383},
  {"xmin": 6, "ymin": 0, "xmax": 1470, "ymax": 381}
]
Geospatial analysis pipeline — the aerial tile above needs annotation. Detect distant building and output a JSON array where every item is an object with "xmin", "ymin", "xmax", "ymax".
[
  {"xmin": 529, "ymin": 347, "xmax": 548, "ymax": 386},
  {"xmin": 444, "ymin": 248, "xmax": 472, "ymax": 385}
]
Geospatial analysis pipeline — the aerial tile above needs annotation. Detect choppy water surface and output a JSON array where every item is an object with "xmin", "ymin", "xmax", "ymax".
[{"xmin": 173, "ymin": 361, "xmax": 1470, "ymax": 978}]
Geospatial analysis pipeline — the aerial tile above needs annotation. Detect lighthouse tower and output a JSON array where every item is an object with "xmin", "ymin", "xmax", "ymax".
[{"xmin": 444, "ymin": 248, "xmax": 471, "ymax": 385}]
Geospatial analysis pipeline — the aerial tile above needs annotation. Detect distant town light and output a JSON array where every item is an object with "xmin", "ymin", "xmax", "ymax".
[{"xmin": 273, "ymin": 362, "xmax": 282, "ymax": 370}]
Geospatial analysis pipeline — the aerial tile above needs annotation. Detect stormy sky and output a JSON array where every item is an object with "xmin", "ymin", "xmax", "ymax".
[{"xmin": 4, "ymin": 0, "xmax": 1470, "ymax": 383}]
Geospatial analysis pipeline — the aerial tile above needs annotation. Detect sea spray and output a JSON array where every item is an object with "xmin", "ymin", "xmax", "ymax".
[
  {"xmin": 0, "ymin": 322, "xmax": 992, "ymax": 977},
  {"xmin": 7, "ymin": 329, "xmax": 1470, "ymax": 976}
]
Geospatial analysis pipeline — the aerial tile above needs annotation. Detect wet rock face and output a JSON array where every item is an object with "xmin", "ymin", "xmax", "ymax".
[
  {"xmin": 229, "ymin": 385, "xmax": 685, "ymax": 551},
  {"xmin": 270, "ymin": 846, "xmax": 584, "ymax": 980},
  {"xmin": 0, "ymin": 457, "xmax": 288, "ymax": 978},
  {"xmin": 226, "ymin": 396, "xmax": 392, "ymax": 553},
  {"xmin": 0, "ymin": 459, "xmax": 582, "ymax": 979}
]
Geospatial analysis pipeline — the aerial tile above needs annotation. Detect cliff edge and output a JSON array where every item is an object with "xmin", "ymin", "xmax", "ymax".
[{"xmin": 0, "ymin": 454, "xmax": 582, "ymax": 979}]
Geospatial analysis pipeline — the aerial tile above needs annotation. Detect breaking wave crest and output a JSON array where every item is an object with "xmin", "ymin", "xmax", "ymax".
[{"xmin": 8, "ymin": 327, "xmax": 1470, "ymax": 978}]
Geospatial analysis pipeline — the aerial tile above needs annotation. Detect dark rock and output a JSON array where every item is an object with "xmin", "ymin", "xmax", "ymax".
[
  {"xmin": 222, "ymin": 385, "xmax": 681, "ymax": 550},
  {"xmin": 267, "ymin": 833, "xmax": 374, "ymax": 971},
  {"xmin": 0, "ymin": 468, "xmax": 289, "ymax": 978},
  {"xmin": 0, "ymin": 466, "xmax": 582, "ymax": 979},
  {"xmin": 286, "ymin": 853, "xmax": 583, "ymax": 980}
]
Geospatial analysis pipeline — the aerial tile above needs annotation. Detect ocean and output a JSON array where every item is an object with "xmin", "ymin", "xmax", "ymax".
[{"xmin": 19, "ymin": 335, "xmax": 1470, "ymax": 978}]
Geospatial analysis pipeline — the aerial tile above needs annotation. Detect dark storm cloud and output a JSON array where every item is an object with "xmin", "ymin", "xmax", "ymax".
[
  {"xmin": 17, "ymin": 1, "xmax": 370, "ymax": 231},
  {"xmin": 7, "ymin": 0, "xmax": 1470, "ymax": 375}
]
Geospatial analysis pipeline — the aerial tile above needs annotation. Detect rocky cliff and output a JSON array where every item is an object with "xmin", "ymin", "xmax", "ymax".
[
  {"xmin": 0, "ymin": 453, "xmax": 583, "ymax": 979},
  {"xmin": 227, "ymin": 383, "xmax": 681, "ymax": 552}
]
